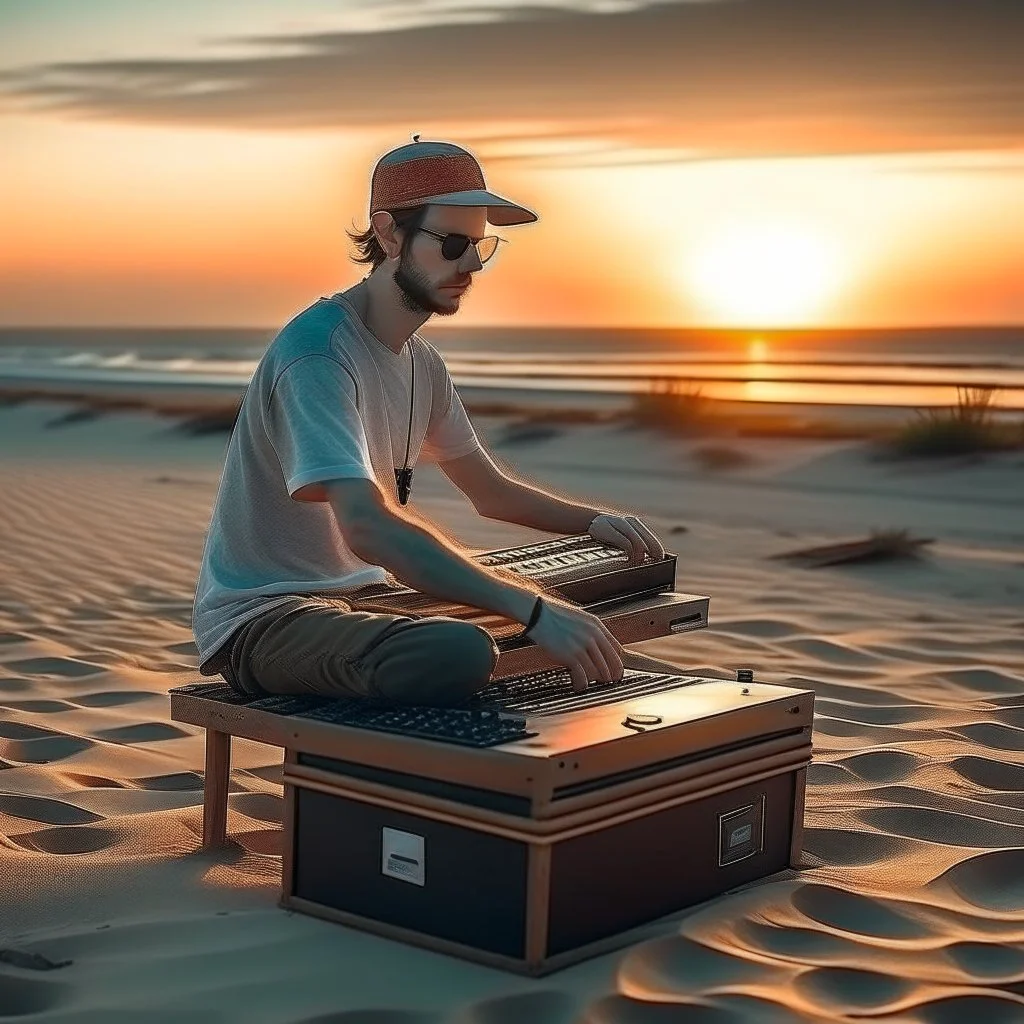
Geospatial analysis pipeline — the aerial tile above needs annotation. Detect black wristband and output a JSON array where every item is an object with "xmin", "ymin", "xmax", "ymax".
[{"xmin": 521, "ymin": 595, "xmax": 544, "ymax": 638}]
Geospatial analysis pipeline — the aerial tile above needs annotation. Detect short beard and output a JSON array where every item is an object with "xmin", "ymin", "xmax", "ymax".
[{"xmin": 392, "ymin": 251, "xmax": 458, "ymax": 317}]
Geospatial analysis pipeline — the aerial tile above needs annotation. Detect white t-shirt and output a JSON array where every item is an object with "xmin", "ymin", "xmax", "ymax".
[{"xmin": 192, "ymin": 292, "xmax": 482, "ymax": 670}]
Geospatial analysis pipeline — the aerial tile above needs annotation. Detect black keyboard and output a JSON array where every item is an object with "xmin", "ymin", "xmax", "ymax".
[
  {"xmin": 173, "ymin": 668, "xmax": 701, "ymax": 744},
  {"xmin": 346, "ymin": 535, "xmax": 676, "ymax": 612},
  {"xmin": 294, "ymin": 700, "xmax": 535, "ymax": 748},
  {"xmin": 246, "ymin": 694, "xmax": 331, "ymax": 716},
  {"xmin": 467, "ymin": 668, "xmax": 700, "ymax": 716},
  {"xmin": 477, "ymin": 536, "xmax": 626, "ymax": 577}
]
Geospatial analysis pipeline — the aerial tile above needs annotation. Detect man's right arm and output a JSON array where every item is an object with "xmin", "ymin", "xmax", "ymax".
[{"xmin": 325, "ymin": 477, "xmax": 539, "ymax": 626}]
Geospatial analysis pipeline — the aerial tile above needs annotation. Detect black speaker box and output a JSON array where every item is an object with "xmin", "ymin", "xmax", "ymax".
[{"xmin": 281, "ymin": 759, "xmax": 803, "ymax": 975}]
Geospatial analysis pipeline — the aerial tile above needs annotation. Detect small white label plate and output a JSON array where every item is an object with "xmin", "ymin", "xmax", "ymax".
[{"xmin": 381, "ymin": 827, "xmax": 425, "ymax": 886}]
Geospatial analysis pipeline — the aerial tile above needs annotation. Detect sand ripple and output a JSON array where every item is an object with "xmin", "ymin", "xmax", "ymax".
[
  {"xmin": 795, "ymin": 965, "xmax": 912, "ymax": 1011},
  {"xmin": 0, "ymin": 793, "xmax": 103, "ymax": 826},
  {"xmin": 0, "ymin": 974, "xmax": 68, "ymax": 1017},
  {"xmin": 0, "ymin": 426, "xmax": 1022, "ymax": 1022},
  {"xmin": 9, "ymin": 824, "xmax": 118, "ymax": 854},
  {"xmin": 939, "ymin": 849, "xmax": 1024, "ymax": 912}
]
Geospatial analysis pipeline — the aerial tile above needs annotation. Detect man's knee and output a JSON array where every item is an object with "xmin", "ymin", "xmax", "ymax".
[{"xmin": 371, "ymin": 619, "xmax": 498, "ymax": 706}]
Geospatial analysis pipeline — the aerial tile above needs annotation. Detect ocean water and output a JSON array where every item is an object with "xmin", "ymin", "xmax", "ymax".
[{"xmin": 0, "ymin": 324, "xmax": 1022, "ymax": 410}]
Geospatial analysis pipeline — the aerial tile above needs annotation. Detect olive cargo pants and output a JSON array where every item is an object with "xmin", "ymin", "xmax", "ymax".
[{"xmin": 215, "ymin": 590, "xmax": 500, "ymax": 707}]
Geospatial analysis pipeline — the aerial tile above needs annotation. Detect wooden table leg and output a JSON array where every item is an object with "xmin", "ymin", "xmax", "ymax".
[
  {"xmin": 203, "ymin": 728, "xmax": 231, "ymax": 849},
  {"xmin": 789, "ymin": 766, "xmax": 807, "ymax": 868}
]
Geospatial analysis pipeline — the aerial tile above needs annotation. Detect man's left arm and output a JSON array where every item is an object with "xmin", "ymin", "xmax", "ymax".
[{"xmin": 439, "ymin": 447, "xmax": 665, "ymax": 564}]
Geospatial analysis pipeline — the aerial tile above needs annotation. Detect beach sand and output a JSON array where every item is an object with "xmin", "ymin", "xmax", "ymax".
[{"xmin": 1, "ymin": 398, "xmax": 1023, "ymax": 1022}]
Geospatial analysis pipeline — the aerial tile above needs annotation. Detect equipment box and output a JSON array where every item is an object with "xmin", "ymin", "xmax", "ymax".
[
  {"xmin": 169, "ymin": 653, "xmax": 813, "ymax": 975},
  {"xmin": 281, "ymin": 754, "xmax": 804, "ymax": 976}
]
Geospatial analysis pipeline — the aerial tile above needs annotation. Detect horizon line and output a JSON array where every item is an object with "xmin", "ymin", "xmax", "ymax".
[{"xmin": 0, "ymin": 322, "xmax": 1022, "ymax": 334}]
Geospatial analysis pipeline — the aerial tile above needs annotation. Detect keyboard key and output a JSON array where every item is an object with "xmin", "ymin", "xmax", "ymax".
[
  {"xmin": 295, "ymin": 701, "xmax": 535, "ymax": 748},
  {"xmin": 468, "ymin": 669, "xmax": 696, "ymax": 716}
]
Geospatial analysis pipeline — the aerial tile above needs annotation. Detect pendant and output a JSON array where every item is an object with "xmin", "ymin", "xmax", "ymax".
[{"xmin": 395, "ymin": 467, "xmax": 414, "ymax": 505}]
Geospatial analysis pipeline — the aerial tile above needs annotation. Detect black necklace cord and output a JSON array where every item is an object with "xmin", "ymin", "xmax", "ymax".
[
  {"xmin": 395, "ymin": 341, "xmax": 415, "ymax": 505},
  {"xmin": 404, "ymin": 341, "xmax": 414, "ymax": 471}
]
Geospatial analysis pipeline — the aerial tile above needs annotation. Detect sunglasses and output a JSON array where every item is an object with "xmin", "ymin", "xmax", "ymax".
[{"xmin": 414, "ymin": 227, "xmax": 503, "ymax": 265}]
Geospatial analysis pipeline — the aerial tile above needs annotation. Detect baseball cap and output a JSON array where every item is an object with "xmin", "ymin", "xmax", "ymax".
[{"xmin": 369, "ymin": 136, "xmax": 537, "ymax": 227}]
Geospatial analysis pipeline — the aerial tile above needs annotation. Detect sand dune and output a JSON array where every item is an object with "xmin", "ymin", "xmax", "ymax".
[{"xmin": 0, "ymin": 400, "xmax": 1022, "ymax": 1022}]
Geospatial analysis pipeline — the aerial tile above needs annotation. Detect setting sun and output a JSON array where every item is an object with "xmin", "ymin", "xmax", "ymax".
[
  {"xmin": 682, "ymin": 221, "xmax": 842, "ymax": 326},
  {"xmin": 748, "ymin": 337, "xmax": 770, "ymax": 361}
]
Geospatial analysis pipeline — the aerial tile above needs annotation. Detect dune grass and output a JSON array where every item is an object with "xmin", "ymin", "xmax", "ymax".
[
  {"xmin": 4, "ymin": 380, "xmax": 1020, "ymax": 451},
  {"xmin": 624, "ymin": 377, "xmax": 716, "ymax": 434},
  {"xmin": 875, "ymin": 386, "xmax": 1019, "ymax": 459},
  {"xmin": 619, "ymin": 377, "xmax": 888, "ymax": 440}
]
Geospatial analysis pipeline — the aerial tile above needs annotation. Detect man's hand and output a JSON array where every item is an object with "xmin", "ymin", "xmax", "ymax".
[
  {"xmin": 526, "ymin": 597, "xmax": 625, "ymax": 692},
  {"xmin": 588, "ymin": 513, "xmax": 666, "ymax": 565}
]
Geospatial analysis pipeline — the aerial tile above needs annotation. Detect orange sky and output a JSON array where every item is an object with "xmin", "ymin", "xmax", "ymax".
[{"xmin": 1, "ymin": 0, "xmax": 1022, "ymax": 328}]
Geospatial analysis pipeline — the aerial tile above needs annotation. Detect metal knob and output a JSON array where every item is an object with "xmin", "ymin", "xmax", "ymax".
[{"xmin": 624, "ymin": 713, "xmax": 662, "ymax": 726}]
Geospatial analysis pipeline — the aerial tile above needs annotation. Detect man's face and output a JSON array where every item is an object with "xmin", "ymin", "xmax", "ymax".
[{"xmin": 392, "ymin": 205, "xmax": 488, "ymax": 317}]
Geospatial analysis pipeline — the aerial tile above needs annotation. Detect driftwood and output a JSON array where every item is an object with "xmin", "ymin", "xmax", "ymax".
[
  {"xmin": 770, "ymin": 529, "xmax": 935, "ymax": 568},
  {"xmin": 0, "ymin": 948, "xmax": 72, "ymax": 970}
]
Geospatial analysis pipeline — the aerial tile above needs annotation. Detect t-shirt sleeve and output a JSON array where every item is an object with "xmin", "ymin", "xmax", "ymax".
[
  {"xmin": 263, "ymin": 353, "xmax": 376, "ymax": 498},
  {"xmin": 419, "ymin": 357, "xmax": 482, "ymax": 464}
]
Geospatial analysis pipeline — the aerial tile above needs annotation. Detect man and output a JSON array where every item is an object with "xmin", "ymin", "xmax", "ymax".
[{"xmin": 192, "ymin": 137, "xmax": 667, "ymax": 706}]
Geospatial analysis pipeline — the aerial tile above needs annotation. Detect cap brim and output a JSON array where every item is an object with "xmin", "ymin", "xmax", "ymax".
[{"xmin": 410, "ymin": 189, "xmax": 538, "ymax": 226}]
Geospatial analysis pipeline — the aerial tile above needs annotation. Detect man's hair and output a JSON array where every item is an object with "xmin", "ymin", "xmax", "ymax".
[{"xmin": 346, "ymin": 205, "xmax": 429, "ymax": 272}]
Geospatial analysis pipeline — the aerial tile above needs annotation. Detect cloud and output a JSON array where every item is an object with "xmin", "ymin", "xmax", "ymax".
[{"xmin": 1, "ymin": 0, "xmax": 1022, "ymax": 166}]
